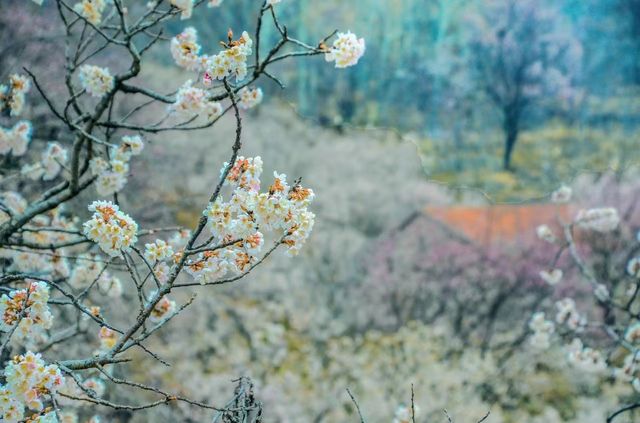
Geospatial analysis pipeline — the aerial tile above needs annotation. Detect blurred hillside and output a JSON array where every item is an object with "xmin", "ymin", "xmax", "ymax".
[
  {"xmin": 151, "ymin": 0, "xmax": 640, "ymax": 200},
  {"xmin": 117, "ymin": 65, "xmax": 640, "ymax": 208},
  {"xmin": 106, "ymin": 87, "xmax": 640, "ymax": 422}
]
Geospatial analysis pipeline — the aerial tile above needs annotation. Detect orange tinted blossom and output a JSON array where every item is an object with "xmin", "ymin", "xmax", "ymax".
[
  {"xmin": 269, "ymin": 178, "xmax": 286, "ymax": 195},
  {"xmin": 289, "ymin": 185, "xmax": 312, "ymax": 202}
]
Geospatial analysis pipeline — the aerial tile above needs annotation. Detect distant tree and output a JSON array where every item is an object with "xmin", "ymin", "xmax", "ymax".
[{"xmin": 467, "ymin": 0, "xmax": 582, "ymax": 170}]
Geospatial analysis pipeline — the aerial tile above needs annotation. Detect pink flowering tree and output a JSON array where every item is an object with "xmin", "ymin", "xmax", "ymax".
[
  {"xmin": 0, "ymin": 0, "xmax": 364, "ymax": 421},
  {"xmin": 467, "ymin": 0, "xmax": 582, "ymax": 170},
  {"xmin": 349, "ymin": 210, "xmax": 583, "ymax": 354}
]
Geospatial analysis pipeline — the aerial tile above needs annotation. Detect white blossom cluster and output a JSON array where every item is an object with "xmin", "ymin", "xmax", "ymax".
[
  {"xmin": 20, "ymin": 209, "xmax": 76, "ymax": 251},
  {"xmin": 551, "ymin": 184, "xmax": 572, "ymax": 203},
  {"xmin": 529, "ymin": 312, "xmax": 554, "ymax": 349},
  {"xmin": 69, "ymin": 255, "xmax": 123, "ymax": 298},
  {"xmin": 614, "ymin": 352, "xmax": 640, "ymax": 393},
  {"xmin": 170, "ymin": 27, "xmax": 203, "ymax": 71},
  {"xmin": 575, "ymin": 207, "xmax": 620, "ymax": 232},
  {"xmin": 186, "ymin": 156, "xmax": 315, "ymax": 284},
  {"xmin": 0, "ymin": 121, "xmax": 32, "ymax": 157},
  {"xmin": 169, "ymin": 80, "xmax": 223, "ymax": 120},
  {"xmin": 98, "ymin": 326, "xmax": 118, "ymax": 351},
  {"xmin": 238, "ymin": 87, "xmax": 263, "ymax": 110},
  {"xmin": 22, "ymin": 142, "xmax": 69, "ymax": 181},
  {"xmin": 148, "ymin": 291, "xmax": 177, "ymax": 323},
  {"xmin": 169, "ymin": 28, "xmax": 265, "ymax": 113},
  {"xmin": 566, "ymin": 338, "xmax": 607, "ymax": 373},
  {"xmin": 0, "ymin": 191, "xmax": 27, "ymax": 226},
  {"xmin": 0, "ymin": 80, "xmax": 68, "ymax": 182},
  {"xmin": 83, "ymin": 201, "xmax": 138, "ymax": 257},
  {"xmin": 78, "ymin": 65, "xmax": 114, "ymax": 98},
  {"xmin": 203, "ymin": 31, "xmax": 253, "ymax": 84},
  {"xmin": 1, "ymin": 248, "xmax": 57, "ymax": 277},
  {"xmin": 171, "ymin": 0, "xmax": 194, "ymax": 19},
  {"xmin": 74, "ymin": 0, "xmax": 109, "ymax": 25},
  {"xmin": 593, "ymin": 283, "xmax": 610, "ymax": 302},
  {"xmin": 153, "ymin": 262, "xmax": 171, "ymax": 284},
  {"xmin": 625, "ymin": 322, "xmax": 640, "ymax": 344},
  {"xmin": 0, "ymin": 205, "xmax": 77, "ymax": 277},
  {"xmin": 324, "ymin": 32, "xmax": 366, "ymax": 68},
  {"xmin": 536, "ymin": 224, "xmax": 556, "ymax": 243},
  {"xmin": 208, "ymin": 0, "xmax": 223, "ymax": 7},
  {"xmin": 0, "ymin": 352, "xmax": 64, "ymax": 422},
  {"xmin": 0, "ymin": 74, "xmax": 31, "ymax": 116},
  {"xmin": 147, "ymin": 230, "xmax": 191, "ymax": 284},
  {"xmin": 89, "ymin": 135, "xmax": 144, "ymax": 196},
  {"xmin": 114, "ymin": 135, "xmax": 144, "ymax": 159},
  {"xmin": 144, "ymin": 239, "xmax": 174, "ymax": 263},
  {"xmin": 39, "ymin": 142, "xmax": 67, "ymax": 181},
  {"xmin": 0, "ymin": 282, "xmax": 53, "ymax": 346},
  {"xmin": 169, "ymin": 229, "xmax": 191, "ymax": 250},
  {"xmin": 555, "ymin": 298, "xmax": 585, "ymax": 331},
  {"xmin": 628, "ymin": 257, "xmax": 640, "ymax": 277},
  {"xmin": 539, "ymin": 268, "xmax": 562, "ymax": 285},
  {"xmin": 615, "ymin": 352, "xmax": 640, "ymax": 381}
]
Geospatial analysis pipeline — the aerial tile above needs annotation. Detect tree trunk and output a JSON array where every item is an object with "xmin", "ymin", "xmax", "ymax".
[
  {"xmin": 502, "ymin": 106, "xmax": 520, "ymax": 171},
  {"xmin": 503, "ymin": 128, "xmax": 518, "ymax": 171}
]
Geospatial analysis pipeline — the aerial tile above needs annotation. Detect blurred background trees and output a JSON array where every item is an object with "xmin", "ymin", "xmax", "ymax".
[{"xmin": 154, "ymin": 0, "xmax": 640, "ymax": 196}]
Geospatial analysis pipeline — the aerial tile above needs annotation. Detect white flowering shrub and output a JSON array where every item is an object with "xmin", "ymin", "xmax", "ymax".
[
  {"xmin": 0, "ymin": 0, "xmax": 363, "ymax": 421},
  {"xmin": 527, "ymin": 177, "xmax": 640, "ymax": 422}
]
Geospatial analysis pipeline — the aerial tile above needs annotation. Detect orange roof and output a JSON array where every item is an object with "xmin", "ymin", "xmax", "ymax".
[{"xmin": 424, "ymin": 203, "xmax": 573, "ymax": 245}]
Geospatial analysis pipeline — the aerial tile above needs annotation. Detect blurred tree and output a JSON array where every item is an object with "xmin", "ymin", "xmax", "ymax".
[{"xmin": 467, "ymin": 0, "xmax": 582, "ymax": 170}]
